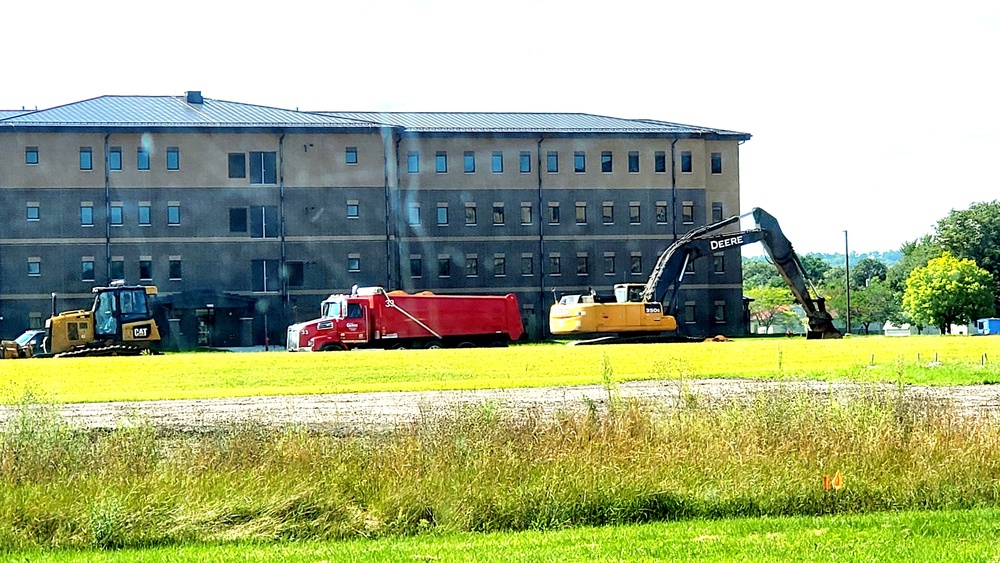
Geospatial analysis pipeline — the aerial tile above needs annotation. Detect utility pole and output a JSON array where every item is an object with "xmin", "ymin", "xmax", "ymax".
[{"xmin": 844, "ymin": 230, "xmax": 851, "ymax": 335}]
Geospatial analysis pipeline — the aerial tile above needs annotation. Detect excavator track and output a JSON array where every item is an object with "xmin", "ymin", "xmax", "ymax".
[{"xmin": 55, "ymin": 344, "xmax": 156, "ymax": 358}]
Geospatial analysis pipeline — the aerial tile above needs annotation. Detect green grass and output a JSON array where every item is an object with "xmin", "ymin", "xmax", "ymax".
[
  {"xmin": 3, "ymin": 336, "xmax": 1000, "ymax": 404},
  {"xmin": 13, "ymin": 509, "xmax": 1000, "ymax": 562},
  {"xmin": 3, "ymin": 384, "xmax": 1000, "ymax": 551}
]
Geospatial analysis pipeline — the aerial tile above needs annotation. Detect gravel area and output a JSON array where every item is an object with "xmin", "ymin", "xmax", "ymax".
[{"xmin": 4, "ymin": 379, "xmax": 1000, "ymax": 434}]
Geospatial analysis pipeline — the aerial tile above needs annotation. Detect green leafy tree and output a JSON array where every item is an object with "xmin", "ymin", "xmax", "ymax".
[
  {"xmin": 935, "ymin": 201, "xmax": 1000, "ymax": 313},
  {"xmin": 800, "ymin": 254, "xmax": 831, "ymax": 285},
  {"xmin": 850, "ymin": 280, "xmax": 899, "ymax": 335},
  {"xmin": 902, "ymin": 253, "xmax": 994, "ymax": 334},
  {"xmin": 850, "ymin": 257, "xmax": 888, "ymax": 289},
  {"xmin": 886, "ymin": 236, "xmax": 941, "ymax": 296},
  {"xmin": 742, "ymin": 258, "xmax": 782, "ymax": 289},
  {"xmin": 745, "ymin": 286, "xmax": 797, "ymax": 333}
]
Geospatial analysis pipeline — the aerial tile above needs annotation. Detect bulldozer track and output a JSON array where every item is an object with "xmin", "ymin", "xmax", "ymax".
[{"xmin": 55, "ymin": 344, "xmax": 154, "ymax": 358}]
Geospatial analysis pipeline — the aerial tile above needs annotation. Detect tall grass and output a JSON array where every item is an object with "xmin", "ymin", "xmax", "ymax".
[{"xmin": 2, "ymin": 386, "xmax": 1000, "ymax": 551}]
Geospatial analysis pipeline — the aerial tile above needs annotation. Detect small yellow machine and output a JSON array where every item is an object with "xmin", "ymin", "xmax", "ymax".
[{"xmin": 44, "ymin": 282, "xmax": 162, "ymax": 357}]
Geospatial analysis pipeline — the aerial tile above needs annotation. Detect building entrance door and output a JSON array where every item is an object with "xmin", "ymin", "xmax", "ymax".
[{"xmin": 195, "ymin": 308, "xmax": 215, "ymax": 347}]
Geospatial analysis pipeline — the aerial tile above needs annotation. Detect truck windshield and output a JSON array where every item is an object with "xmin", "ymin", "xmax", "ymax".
[
  {"xmin": 14, "ymin": 331, "xmax": 38, "ymax": 346},
  {"xmin": 322, "ymin": 300, "xmax": 344, "ymax": 319}
]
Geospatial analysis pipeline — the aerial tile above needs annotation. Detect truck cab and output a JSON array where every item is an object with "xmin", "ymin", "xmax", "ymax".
[{"xmin": 287, "ymin": 293, "xmax": 363, "ymax": 351}]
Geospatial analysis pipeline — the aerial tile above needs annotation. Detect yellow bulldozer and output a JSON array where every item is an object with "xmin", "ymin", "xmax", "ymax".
[{"xmin": 40, "ymin": 282, "xmax": 162, "ymax": 357}]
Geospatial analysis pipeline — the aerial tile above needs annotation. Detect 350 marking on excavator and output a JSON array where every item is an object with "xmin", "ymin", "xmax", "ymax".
[{"xmin": 709, "ymin": 235, "xmax": 744, "ymax": 250}]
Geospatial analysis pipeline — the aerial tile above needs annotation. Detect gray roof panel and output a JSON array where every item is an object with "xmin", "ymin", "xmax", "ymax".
[
  {"xmin": 320, "ymin": 111, "xmax": 750, "ymax": 139},
  {"xmin": 2, "ymin": 96, "xmax": 381, "ymax": 129},
  {"xmin": 0, "ymin": 110, "xmax": 29, "ymax": 119}
]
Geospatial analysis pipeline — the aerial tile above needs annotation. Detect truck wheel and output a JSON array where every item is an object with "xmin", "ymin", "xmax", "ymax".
[
  {"xmin": 389, "ymin": 343, "xmax": 409, "ymax": 350},
  {"xmin": 320, "ymin": 344, "xmax": 343, "ymax": 351},
  {"xmin": 456, "ymin": 341, "xmax": 476, "ymax": 348},
  {"xmin": 423, "ymin": 340, "xmax": 443, "ymax": 350}
]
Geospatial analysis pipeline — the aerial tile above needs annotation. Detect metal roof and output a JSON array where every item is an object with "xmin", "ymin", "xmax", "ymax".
[
  {"xmin": 320, "ymin": 111, "xmax": 750, "ymax": 139},
  {"xmin": 0, "ymin": 96, "xmax": 382, "ymax": 129},
  {"xmin": 0, "ymin": 110, "xmax": 29, "ymax": 119}
]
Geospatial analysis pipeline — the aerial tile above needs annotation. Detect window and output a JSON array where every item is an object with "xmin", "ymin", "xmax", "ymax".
[
  {"xmin": 285, "ymin": 261, "xmax": 304, "ymax": 287},
  {"xmin": 520, "ymin": 151, "xmax": 531, "ymax": 173},
  {"xmin": 137, "ymin": 147, "xmax": 150, "ymax": 170},
  {"xmin": 437, "ymin": 203, "xmax": 448, "ymax": 226},
  {"xmin": 711, "ymin": 152, "xmax": 722, "ymax": 174},
  {"xmin": 249, "ymin": 151, "xmax": 277, "ymax": 184},
  {"xmin": 138, "ymin": 203, "xmax": 151, "ymax": 226},
  {"xmin": 346, "ymin": 146, "xmax": 358, "ymax": 165},
  {"xmin": 139, "ymin": 258, "xmax": 153, "ymax": 281},
  {"xmin": 169, "ymin": 258, "xmax": 183, "ymax": 280},
  {"xmin": 712, "ymin": 202, "xmax": 724, "ymax": 222},
  {"xmin": 629, "ymin": 203, "xmax": 641, "ymax": 224},
  {"xmin": 604, "ymin": 254, "xmax": 615, "ymax": 275},
  {"xmin": 685, "ymin": 259, "xmax": 695, "ymax": 274},
  {"xmin": 576, "ymin": 254, "xmax": 589, "ymax": 276},
  {"xmin": 574, "ymin": 151, "xmax": 585, "ymax": 173},
  {"xmin": 168, "ymin": 203, "xmax": 181, "ymax": 226},
  {"xmin": 713, "ymin": 253, "xmax": 725, "ymax": 274},
  {"xmin": 79, "ymin": 147, "xmax": 92, "ymax": 170},
  {"xmin": 25, "ymin": 147, "xmax": 38, "ymax": 165},
  {"xmin": 548, "ymin": 202, "xmax": 560, "ymax": 224},
  {"xmin": 464, "ymin": 151, "xmax": 476, "ymax": 173},
  {"xmin": 575, "ymin": 203, "xmax": 587, "ymax": 224},
  {"xmin": 630, "ymin": 253, "xmax": 642, "ymax": 275},
  {"xmin": 436, "ymin": 151, "xmax": 448, "ymax": 173},
  {"xmin": 407, "ymin": 151, "xmax": 419, "ymax": 173},
  {"xmin": 29, "ymin": 313, "xmax": 43, "ymax": 329},
  {"xmin": 684, "ymin": 302, "xmax": 696, "ymax": 324},
  {"xmin": 521, "ymin": 203, "xmax": 532, "ymax": 225},
  {"xmin": 682, "ymin": 202, "xmax": 694, "ymax": 224},
  {"xmin": 110, "ymin": 203, "xmax": 124, "ymax": 226},
  {"xmin": 628, "ymin": 151, "xmax": 639, "ymax": 173},
  {"xmin": 654, "ymin": 151, "xmax": 666, "ymax": 173},
  {"xmin": 521, "ymin": 254, "xmax": 534, "ymax": 276},
  {"xmin": 408, "ymin": 204, "xmax": 420, "ymax": 225},
  {"xmin": 249, "ymin": 205, "xmax": 278, "ymax": 238},
  {"xmin": 601, "ymin": 151, "xmax": 612, "ymax": 173},
  {"xmin": 602, "ymin": 202, "xmax": 613, "ymax": 224},
  {"xmin": 28, "ymin": 257, "xmax": 40, "ymax": 277},
  {"xmin": 656, "ymin": 202, "xmax": 668, "ymax": 224},
  {"xmin": 26, "ymin": 203, "xmax": 39, "ymax": 221},
  {"xmin": 348, "ymin": 254, "xmax": 361, "ymax": 273},
  {"xmin": 109, "ymin": 147, "xmax": 122, "ymax": 171},
  {"xmin": 410, "ymin": 255, "xmax": 422, "ymax": 278},
  {"xmin": 166, "ymin": 147, "xmax": 180, "ymax": 170},
  {"xmin": 549, "ymin": 254, "xmax": 561, "ymax": 276},
  {"xmin": 230, "ymin": 208, "xmax": 248, "ymax": 232},
  {"xmin": 347, "ymin": 201, "xmax": 360, "ymax": 219},
  {"xmin": 82, "ymin": 258, "xmax": 95, "ymax": 282},
  {"xmin": 252, "ymin": 259, "xmax": 280, "ymax": 292},
  {"xmin": 228, "ymin": 153, "xmax": 247, "ymax": 178},
  {"xmin": 437, "ymin": 256, "xmax": 451, "ymax": 278},
  {"xmin": 81, "ymin": 203, "xmax": 94, "ymax": 227},
  {"xmin": 680, "ymin": 151, "xmax": 692, "ymax": 173},
  {"xmin": 492, "ymin": 152, "xmax": 503, "ymax": 173},
  {"xmin": 492, "ymin": 203, "xmax": 505, "ymax": 225},
  {"xmin": 494, "ymin": 255, "xmax": 506, "ymax": 276},
  {"xmin": 546, "ymin": 151, "xmax": 558, "ymax": 173},
  {"xmin": 465, "ymin": 255, "xmax": 478, "ymax": 277},
  {"xmin": 714, "ymin": 302, "xmax": 726, "ymax": 323},
  {"xmin": 110, "ymin": 258, "xmax": 124, "ymax": 281},
  {"xmin": 465, "ymin": 203, "xmax": 477, "ymax": 225}
]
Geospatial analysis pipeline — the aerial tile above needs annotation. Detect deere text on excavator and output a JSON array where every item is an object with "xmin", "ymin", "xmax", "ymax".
[
  {"xmin": 42, "ymin": 281, "xmax": 162, "ymax": 357},
  {"xmin": 549, "ymin": 207, "xmax": 841, "ymax": 341}
]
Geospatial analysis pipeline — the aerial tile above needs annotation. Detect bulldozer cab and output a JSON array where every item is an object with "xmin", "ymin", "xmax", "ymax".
[{"xmin": 94, "ymin": 286, "xmax": 152, "ymax": 337}]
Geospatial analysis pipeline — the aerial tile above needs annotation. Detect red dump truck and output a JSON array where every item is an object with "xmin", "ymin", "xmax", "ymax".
[{"xmin": 286, "ymin": 286, "xmax": 524, "ymax": 351}]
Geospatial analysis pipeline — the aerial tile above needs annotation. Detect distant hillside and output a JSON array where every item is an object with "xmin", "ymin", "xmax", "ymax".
[{"xmin": 745, "ymin": 251, "xmax": 902, "ymax": 266}]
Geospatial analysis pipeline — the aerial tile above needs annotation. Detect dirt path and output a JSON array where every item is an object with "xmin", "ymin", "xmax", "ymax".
[{"xmin": 5, "ymin": 379, "xmax": 1000, "ymax": 434}]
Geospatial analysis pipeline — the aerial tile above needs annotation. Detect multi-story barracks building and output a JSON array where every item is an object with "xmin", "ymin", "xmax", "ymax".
[{"xmin": 0, "ymin": 92, "xmax": 750, "ymax": 347}]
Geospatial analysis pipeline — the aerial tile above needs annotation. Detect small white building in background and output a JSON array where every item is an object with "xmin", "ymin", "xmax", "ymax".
[{"xmin": 882, "ymin": 321, "xmax": 972, "ymax": 336}]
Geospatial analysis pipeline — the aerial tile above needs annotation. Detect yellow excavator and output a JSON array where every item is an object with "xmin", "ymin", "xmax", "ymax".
[
  {"xmin": 42, "ymin": 281, "xmax": 162, "ymax": 357},
  {"xmin": 549, "ymin": 207, "xmax": 841, "ymax": 341}
]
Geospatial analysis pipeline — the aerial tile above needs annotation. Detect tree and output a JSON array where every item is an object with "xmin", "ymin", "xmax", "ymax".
[
  {"xmin": 850, "ymin": 257, "xmax": 888, "ymax": 289},
  {"xmin": 886, "ymin": 235, "xmax": 941, "ymax": 296},
  {"xmin": 935, "ymin": 201, "xmax": 1000, "ymax": 313},
  {"xmin": 745, "ymin": 286, "xmax": 798, "ymax": 333},
  {"xmin": 800, "ymin": 254, "xmax": 831, "ymax": 284},
  {"xmin": 742, "ymin": 258, "xmax": 783, "ymax": 290},
  {"xmin": 902, "ymin": 253, "xmax": 994, "ymax": 334},
  {"xmin": 849, "ymin": 280, "xmax": 899, "ymax": 335}
]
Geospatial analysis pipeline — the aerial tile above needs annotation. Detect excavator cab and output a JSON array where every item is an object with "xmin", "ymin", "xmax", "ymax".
[{"xmin": 45, "ymin": 282, "xmax": 162, "ymax": 357}]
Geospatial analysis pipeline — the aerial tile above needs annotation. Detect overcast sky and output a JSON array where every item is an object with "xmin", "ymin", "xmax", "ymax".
[{"xmin": 4, "ymin": 0, "xmax": 997, "ymax": 254}]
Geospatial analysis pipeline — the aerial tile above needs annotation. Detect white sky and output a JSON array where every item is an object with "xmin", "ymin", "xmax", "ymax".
[{"xmin": 4, "ymin": 0, "xmax": 997, "ymax": 254}]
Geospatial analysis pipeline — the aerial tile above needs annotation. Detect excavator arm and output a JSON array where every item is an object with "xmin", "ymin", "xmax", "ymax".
[{"xmin": 641, "ymin": 207, "xmax": 841, "ymax": 339}]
